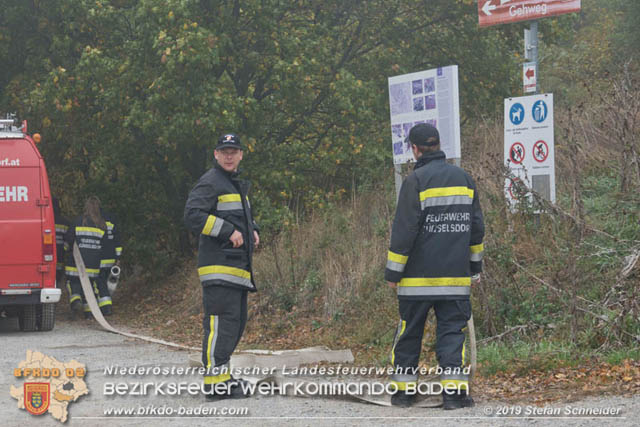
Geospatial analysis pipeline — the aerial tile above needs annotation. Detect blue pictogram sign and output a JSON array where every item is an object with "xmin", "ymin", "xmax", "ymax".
[
  {"xmin": 532, "ymin": 100, "xmax": 548, "ymax": 123},
  {"xmin": 509, "ymin": 103, "xmax": 525, "ymax": 125}
]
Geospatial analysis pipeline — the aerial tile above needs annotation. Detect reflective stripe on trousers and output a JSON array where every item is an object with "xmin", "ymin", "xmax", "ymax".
[{"xmin": 204, "ymin": 315, "xmax": 231, "ymax": 384}]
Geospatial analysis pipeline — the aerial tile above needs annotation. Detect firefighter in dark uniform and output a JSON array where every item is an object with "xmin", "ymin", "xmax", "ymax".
[
  {"xmin": 385, "ymin": 124, "xmax": 484, "ymax": 409},
  {"xmin": 65, "ymin": 196, "xmax": 110, "ymax": 319},
  {"xmin": 184, "ymin": 133, "xmax": 260, "ymax": 400},
  {"xmin": 99, "ymin": 209, "xmax": 121, "ymax": 316},
  {"xmin": 52, "ymin": 197, "xmax": 70, "ymax": 288}
]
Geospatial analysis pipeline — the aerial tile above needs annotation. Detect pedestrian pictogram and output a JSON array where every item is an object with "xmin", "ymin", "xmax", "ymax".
[
  {"xmin": 509, "ymin": 103, "xmax": 525, "ymax": 125},
  {"xmin": 533, "ymin": 140, "xmax": 549, "ymax": 162},
  {"xmin": 532, "ymin": 100, "xmax": 548, "ymax": 123},
  {"xmin": 509, "ymin": 142, "xmax": 525, "ymax": 164}
]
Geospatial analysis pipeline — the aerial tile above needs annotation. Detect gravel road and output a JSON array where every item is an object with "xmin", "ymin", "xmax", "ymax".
[{"xmin": 1, "ymin": 316, "xmax": 636, "ymax": 427}]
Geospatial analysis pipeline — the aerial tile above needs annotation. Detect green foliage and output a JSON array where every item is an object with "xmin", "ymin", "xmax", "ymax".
[
  {"xmin": 479, "ymin": 340, "xmax": 581, "ymax": 376},
  {"xmin": 1, "ymin": 0, "xmax": 551, "ymax": 275}
]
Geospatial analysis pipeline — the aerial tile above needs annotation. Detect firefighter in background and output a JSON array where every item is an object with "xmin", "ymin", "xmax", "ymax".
[
  {"xmin": 184, "ymin": 133, "xmax": 260, "ymax": 401},
  {"xmin": 99, "ymin": 208, "xmax": 122, "ymax": 313},
  {"xmin": 65, "ymin": 196, "xmax": 112, "ymax": 318},
  {"xmin": 384, "ymin": 124, "xmax": 484, "ymax": 409},
  {"xmin": 52, "ymin": 197, "xmax": 70, "ymax": 288}
]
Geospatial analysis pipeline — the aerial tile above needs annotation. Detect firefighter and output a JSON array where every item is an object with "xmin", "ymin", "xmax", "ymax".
[
  {"xmin": 64, "ymin": 196, "xmax": 110, "ymax": 319},
  {"xmin": 99, "ymin": 208, "xmax": 122, "ymax": 315},
  {"xmin": 52, "ymin": 197, "xmax": 70, "ymax": 289},
  {"xmin": 184, "ymin": 133, "xmax": 260, "ymax": 401},
  {"xmin": 385, "ymin": 123, "xmax": 484, "ymax": 409}
]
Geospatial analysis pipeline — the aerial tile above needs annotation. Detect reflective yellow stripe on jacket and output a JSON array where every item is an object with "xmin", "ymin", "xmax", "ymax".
[
  {"xmin": 198, "ymin": 265, "xmax": 252, "ymax": 288},
  {"xmin": 397, "ymin": 277, "xmax": 471, "ymax": 297},
  {"xmin": 65, "ymin": 266, "xmax": 101, "ymax": 278},
  {"xmin": 386, "ymin": 250, "xmax": 409, "ymax": 273},
  {"xmin": 470, "ymin": 243, "xmax": 484, "ymax": 262},
  {"xmin": 202, "ymin": 215, "xmax": 225, "ymax": 238},
  {"xmin": 75, "ymin": 226, "xmax": 105, "ymax": 238},
  {"xmin": 419, "ymin": 186, "xmax": 474, "ymax": 209},
  {"xmin": 217, "ymin": 193, "xmax": 243, "ymax": 211}
]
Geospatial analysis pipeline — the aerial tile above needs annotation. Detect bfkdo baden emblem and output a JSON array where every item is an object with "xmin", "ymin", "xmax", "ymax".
[{"xmin": 24, "ymin": 383, "xmax": 50, "ymax": 415}]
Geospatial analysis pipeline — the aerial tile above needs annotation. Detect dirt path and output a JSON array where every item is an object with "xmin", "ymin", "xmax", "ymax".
[{"xmin": 1, "ymin": 317, "xmax": 635, "ymax": 426}]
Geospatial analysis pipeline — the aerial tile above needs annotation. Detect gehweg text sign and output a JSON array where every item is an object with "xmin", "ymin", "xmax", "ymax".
[{"xmin": 478, "ymin": 0, "xmax": 581, "ymax": 27}]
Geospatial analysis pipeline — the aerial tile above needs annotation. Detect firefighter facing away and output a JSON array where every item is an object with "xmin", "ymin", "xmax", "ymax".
[
  {"xmin": 385, "ymin": 123, "xmax": 485, "ymax": 409},
  {"xmin": 184, "ymin": 133, "xmax": 260, "ymax": 400},
  {"xmin": 64, "ymin": 196, "xmax": 112, "ymax": 318},
  {"xmin": 99, "ymin": 208, "xmax": 122, "ymax": 307}
]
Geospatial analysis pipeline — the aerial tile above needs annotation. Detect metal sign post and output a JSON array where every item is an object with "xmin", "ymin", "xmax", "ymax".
[{"xmin": 529, "ymin": 20, "xmax": 539, "ymax": 94}]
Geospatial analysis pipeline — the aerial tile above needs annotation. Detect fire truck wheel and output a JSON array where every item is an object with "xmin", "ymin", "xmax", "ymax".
[
  {"xmin": 18, "ymin": 305, "xmax": 37, "ymax": 332},
  {"xmin": 37, "ymin": 304, "xmax": 56, "ymax": 331}
]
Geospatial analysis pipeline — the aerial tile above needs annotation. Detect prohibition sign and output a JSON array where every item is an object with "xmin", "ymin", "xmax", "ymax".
[
  {"xmin": 533, "ymin": 140, "xmax": 549, "ymax": 163},
  {"xmin": 508, "ymin": 178, "xmax": 523, "ymax": 200},
  {"xmin": 509, "ymin": 142, "xmax": 525, "ymax": 164}
]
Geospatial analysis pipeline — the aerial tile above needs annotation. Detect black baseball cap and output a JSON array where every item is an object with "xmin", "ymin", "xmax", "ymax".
[
  {"xmin": 405, "ymin": 123, "xmax": 440, "ymax": 146},
  {"xmin": 216, "ymin": 133, "xmax": 243, "ymax": 150}
]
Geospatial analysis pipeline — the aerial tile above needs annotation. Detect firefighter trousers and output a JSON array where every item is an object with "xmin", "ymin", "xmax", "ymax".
[
  {"xmin": 202, "ymin": 286, "xmax": 248, "ymax": 388},
  {"xmin": 390, "ymin": 299, "xmax": 472, "ymax": 392},
  {"xmin": 67, "ymin": 275, "xmax": 112, "ymax": 313}
]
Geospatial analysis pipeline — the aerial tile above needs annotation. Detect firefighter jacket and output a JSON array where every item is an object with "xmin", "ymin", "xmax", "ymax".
[
  {"xmin": 384, "ymin": 150, "xmax": 484, "ymax": 300},
  {"xmin": 64, "ymin": 217, "xmax": 107, "ymax": 279},
  {"xmin": 100, "ymin": 211, "xmax": 122, "ymax": 270},
  {"xmin": 54, "ymin": 215, "xmax": 70, "ymax": 272},
  {"xmin": 184, "ymin": 161, "xmax": 259, "ymax": 292}
]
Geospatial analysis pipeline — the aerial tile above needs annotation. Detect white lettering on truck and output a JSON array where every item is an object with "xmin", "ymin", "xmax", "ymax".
[
  {"xmin": 0, "ymin": 186, "xmax": 29, "ymax": 202},
  {"xmin": 0, "ymin": 158, "xmax": 21, "ymax": 166}
]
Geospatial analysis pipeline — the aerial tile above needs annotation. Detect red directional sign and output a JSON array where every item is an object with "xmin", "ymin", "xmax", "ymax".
[
  {"xmin": 478, "ymin": 0, "xmax": 581, "ymax": 27},
  {"xmin": 523, "ymin": 62, "xmax": 536, "ymax": 93}
]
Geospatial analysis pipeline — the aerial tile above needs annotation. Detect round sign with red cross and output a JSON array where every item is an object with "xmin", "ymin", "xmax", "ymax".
[
  {"xmin": 533, "ymin": 140, "xmax": 549, "ymax": 163},
  {"xmin": 509, "ymin": 142, "xmax": 525, "ymax": 165},
  {"xmin": 508, "ymin": 177, "xmax": 524, "ymax": 200}
]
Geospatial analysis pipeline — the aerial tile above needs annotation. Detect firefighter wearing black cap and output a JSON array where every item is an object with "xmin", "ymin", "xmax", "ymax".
[
  {"xmin": 184, "ymin": 133, "xmax": 260, "ymax": 401},
  {"xmin": 385, "ymin": 123, "xmax": 484, "ymax": 409}
]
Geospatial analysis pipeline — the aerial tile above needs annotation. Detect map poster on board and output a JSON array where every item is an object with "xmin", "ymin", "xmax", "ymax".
[{"xmin": 387, "ymin": 65, "xmax": 461, "ymax": 165}]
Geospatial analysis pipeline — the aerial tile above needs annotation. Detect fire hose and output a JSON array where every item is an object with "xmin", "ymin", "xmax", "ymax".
[
  {"xmin": 73, "ymin": 243, "xmax": 199, "ymax": 350},
  {"xmin": 73, "ymin": 242, "xmax": 476, "ymax": 405}
]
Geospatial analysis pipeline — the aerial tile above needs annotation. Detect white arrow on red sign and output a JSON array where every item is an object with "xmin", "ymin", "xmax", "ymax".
[
  {"xmin": 482, "ymin": 1, "xmax": 497, "ymax": 15},
  {"xmin": 523, "ymin": 62, "xmax": 537, "ymax": 93},
  {"xmin": 483, "ymin": 0, "xmax": 512, "ymax": 16},
  {"xmin": 479, "ymin": 0, "xmax": 581, "ymax": 27}
]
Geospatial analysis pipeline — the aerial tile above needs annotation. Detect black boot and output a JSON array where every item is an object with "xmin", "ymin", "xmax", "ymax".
[
  {"xmin": 391, "ymin": 390, "xmax": 416, "ymax": 408},
  {"xmin": 70, "ymin": 300, "xmax": 83, "ymax": 319},
  {"xmin": 101, "ymin": 305, "xmax": 113, "ymax": 316},
  {"xmin": 442, "ymin": 390, "xmax": 474, "ymax": 410}
]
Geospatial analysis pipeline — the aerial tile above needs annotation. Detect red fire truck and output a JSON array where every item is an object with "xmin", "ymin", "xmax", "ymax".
[{"xmin": 0, "ymin": 118, "xmax": 60, "ymax": 331}]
